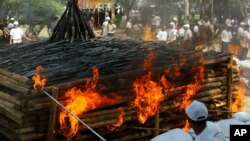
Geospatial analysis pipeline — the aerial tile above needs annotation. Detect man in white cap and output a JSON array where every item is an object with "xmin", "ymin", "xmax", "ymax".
[
  {"xmin": 167, "ymin": 22, "xmax": 177, "ymax": 43},
  {"xmin": 183, "ymin": 24, "xmax": 192, "ymax": 41},
  {"xmin": 9, "ymin": 21, "xmax": 24, "ymax": 45},
  {"xmin": 185, "ymin": 100, "xmax": 226, "ymax": 141}
]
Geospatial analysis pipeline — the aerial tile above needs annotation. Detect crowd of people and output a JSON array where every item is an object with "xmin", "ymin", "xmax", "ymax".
[{"xmin": 151, "ymin": 15, "xmax": 250, "ymax": 60}]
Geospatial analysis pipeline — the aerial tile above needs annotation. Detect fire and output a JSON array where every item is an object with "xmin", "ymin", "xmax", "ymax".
[
  {"xmin": 32, "ymin": 65, "xmax": 47, "ymax": 90},
  {"xmin": 143, "ymin": 24, "xmax": 153, "ymax": 41},
  {"xmin": 182, "ymin": 120, "xmax": 190, "ymax": 131},
  {"xmin": 59, "ymin": 66, "xmax": 121, "ymax": 138},
  {"xmin": 143, "ymin": 50, "xmax": 155, "ymax": 71},
  {"xmin": 180, "ymin": 63, "xmax": 205, "ymax": 109},
  {"xmin": 232, "ymin": 83, "xmax": 245, "ymax": 112},
  {"xmin": 107, "ymin": 107, "xmax": 125, "ymax": 131},
  {"xmin": 131, "ymin": 51, "xmax": 164, "ymax": 124}
]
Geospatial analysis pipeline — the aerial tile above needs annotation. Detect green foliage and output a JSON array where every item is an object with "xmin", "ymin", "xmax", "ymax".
[{"xmin": 0, "ymin": 0, "xmax": 64, "ymax": 26}]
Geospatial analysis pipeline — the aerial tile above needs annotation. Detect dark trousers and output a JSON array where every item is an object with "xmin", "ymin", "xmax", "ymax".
[
  {"xmin": 239, "ymin": 47, "xmax": 248, "ymax": 60},
  {"xmin": 221, "ymin": 41, "xmax": 229, "ymax": 53}
]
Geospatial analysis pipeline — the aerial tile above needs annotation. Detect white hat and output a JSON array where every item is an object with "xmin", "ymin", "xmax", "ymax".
[
  {"xmin": 184, "ymin": 24, "xmax": 190, "ymax": 28},
  {"xmin": 13, "ymin": 21, "xmax": 19, "ymax": 25},
  {"xmin": 170, "ymin": 22, "xmax": 175, "ymax": 26},
  {"xmin": 105, "ymin": 17, "xmax": 110, "ymax": 21},
  {"xmin": 173, "ymin": 17, "xmax": 178, "ymax": 21},
  {"xmin": 10, "ymin": 17, "xmax": 15, "ymax": 20},
  {"xmin": 193, "ymin": 26, "xmax": 199, "ymax": 33},
  {"xmin": 240, "ymin": 22, "xmax": 246, "ymax": 26},
  {"xmin": 185, "ymin": 100, "xmax": 208, "ymax": 121}
]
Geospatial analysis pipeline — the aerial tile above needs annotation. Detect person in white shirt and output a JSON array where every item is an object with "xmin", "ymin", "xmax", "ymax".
[
  {"xmin": 156, "ymin": 26, "xmax": 167, "ymax": 41},
  {"xmin": 102, "ymin": 17, "xmax": 110, "ymax": 37},
  {"xmin": 185, "ymin": 101, "xmax": 226, "ymax": 141},
  {"xmin": 167, "ymin": 22, "xmax": 177, "ymax": 43},
  {"xmin": 183, "ymin": 24, "xmax": 192, "ymax": 41},
  {"xmin": 9, "ymin": 21, "xmax": 26, "ymax": 45},
  {"xmin": 108, "ymin": 20, "xmax": 117, "ymax": 36},
  {"xmin": 221, "ymin": 26, "xmax": 232, "ymax": 53},
  {"xmin": 125, "ymin": 19, "xmax": 132, "ymax": 37}
]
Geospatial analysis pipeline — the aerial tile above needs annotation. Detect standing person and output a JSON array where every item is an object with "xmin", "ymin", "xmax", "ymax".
[
  {"xmin": 88, "ymin": 16, "xmax": 95, "ymax": 31},
  {"xmin": 101, "ymin": 17, "xmax": 110, "ymax": 37},
  {"xmin": 156, "ymin": 26, "xmax": 167, "ymax": 42},
  {"xmin": 155, "ymin": 14, "xmax": 161, "ymax": 30},
  {"xmin": 48, "ymin": 16, "xmax": 59, "ymax": 37},
  {"xmin": 108, "ymin": 20, "xmax": 117, "ymax": 36},
  {"xmin": 10, "ymin": 21, "xmax": 24, "ymax": 44},
  {"xmin": 94, "ymin": 8, "xmax": 99, "ymax": 28},
  {"xmin": 151, "ymin": 15, "xmax": 157, "ymax": 39},
  {"xmin": 7, "ymin": 17, "xmax": 15, "ymax": 30},
  {"xmin": 183, "ymin": 24, "xmax": 192, "ymax": 41},
  {"xmin": 125, "ymin": 19, "xmax": 132, "ymax": 37},
  {"xmin": 167, "ymin": 22, "xmax": 177, "ymax": 43},
  {"xmin": 221, "ymin": 26, "xmax": 232, "ymax": 53},
  {"xmin": 185, "ymin": 101, "xmax": 226, "ymax": 141}
]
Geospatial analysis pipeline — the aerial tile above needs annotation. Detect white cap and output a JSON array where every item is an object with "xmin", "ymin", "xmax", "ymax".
[
  {"xmin": 184, "ymin": 24, "xmax": 190, "ymax": 28},
  {"xmin": 185, "ymin": 100, "xmax": 208, "ymax": 121},
  {"xmin": 13, "ymin": 21, "xmax": 19, "ymax": 25},
  {"xmin": 10, "ymin": 17, "xmax": 15, "ymax": 20},
  {"xmin": 170, "ymin": 22, "xmax": 175, "ymax": 26},
  {"xmin": 240, "ymin": 22, "xmax": 246, "ymax": 26},
  {"xmin": 193, "ymin": 26, "xmax": 199, "ymax": 33},
  {"xmin": 105, "ymin": 17, "xmax": 110, "ymax": 21},
  {"xmin": 173, "ymin": 17, "xmax": 178, "ymax": 21}
]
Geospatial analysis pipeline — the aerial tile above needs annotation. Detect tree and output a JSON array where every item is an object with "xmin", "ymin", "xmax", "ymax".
[
  {"xmin": 184, "ymin": 0, "xmax": 189, "ymax": 18},
  {"xmin": 0, "ymin": 0, "xmax": 64, "ymax": 38}
]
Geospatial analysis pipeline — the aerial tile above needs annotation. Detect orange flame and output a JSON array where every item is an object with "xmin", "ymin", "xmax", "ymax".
[
  {"xmin": 59, "ymin": 66, "xmax": 121, "ymax": 138},
  {"xmin": 232, "ymin": 83, "xmax": 245, "ymax": 112},
  {"xmin": 107, "ymin": 107, "xmax": 125, "ymax": 131},
  {"xmin": 182, "ymin": 120, "xmax": 190, "ymax": 131},
  {"xmin": 143, "ymin": 24, "xmax": 154, "ymax": 41},
  {"xmin": 32, "ymin": 65, "xmax": 47, "ymax": 90},
  {"xmin": 143, "ymin": 50, "xmax": 155, "ymax": 71},
  {"xmin": 131, "ymin": 51, "xmax": 164, "ymax": 124},
  {"xmin": 180, "ymin": 62, "xmax": 205, "ymax": 109}
]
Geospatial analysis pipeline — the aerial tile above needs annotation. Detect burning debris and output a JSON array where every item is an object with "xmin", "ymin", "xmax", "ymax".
[{"xmin": 32, "ymin": 65, "xmax": 47, "ymax": 90}]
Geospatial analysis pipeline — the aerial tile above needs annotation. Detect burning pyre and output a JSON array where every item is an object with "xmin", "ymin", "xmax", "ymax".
[{"xmin": 59, "ymin": 66, "xmax": 121, "ymax": 137}]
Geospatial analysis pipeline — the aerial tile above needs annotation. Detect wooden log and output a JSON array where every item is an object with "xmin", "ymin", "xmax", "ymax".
[
  {"xmin": 154, "ymin": 110, "xmax": 160, "ymax": 136},
  {"xmin": 227, "ymin": 56, "xmax": 233, "ymax": 118},
  {"xmin": 0, "ymin": 68, "xmax": 32, "ymax": 86},
  {"xmin": 0, "ymin": 77, "xmax": 30, "ymax": 94},
  {"xmin": 0, "ymin": 91, "xmax": 21, "ymax": 106},
  {"xmin": 199, "ymin": 94, "xmax": 226, "ymax": 102},
  {"xmin": 47, "ymin": 87, "xmax": 59, "ymax": 141},
  {"xmin": 0, "ymin": 102, "xmax": 24, "ymax": 125}
]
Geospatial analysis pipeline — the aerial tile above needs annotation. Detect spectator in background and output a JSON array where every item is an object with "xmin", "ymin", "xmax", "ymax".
[
  {"xmin": 102, "ymin": 17, "xmax": 110, "ymax": 37},
  {"xmin": 9, "ymin": 21, "xmax": 31, "ymax": 45},
  {"xmin": 156, "ymin": 26, "xmax": 167, "ymax": 42},
  {"xmin": 221, "ymin": 25, "xmax": 232, "ymax": 53},
  {"xmin": 183, "ymin": 24, "xmax": 192, "ymax": 41},
  {"xmin": 167, "ymin": 22, "xmax": 177, "ymax": 43},
  {"xmin": 7, "ymin": 17, "xmax": 15, "ymax": 30},
  {"xmin": 48, "ymin": 16, "xmax": 59, "ymax": 37},
  {"xmin": 185, "ymin": 101, "xmax": 226, "ymax": 141},
  {"xmin": 125, "ymin": 19, "xmax": 132, "ymax": 37},
  {"xmin": 88, "ymin": 16, "xmax": 95, "ymax": 35},
  {"xmin": 94, "ymin": 8, "xmax": 99, "ymax": 28},
  {"xmin": 108, "ymin": 19, "xmax": 117, "ymax": 36}
]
